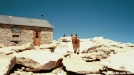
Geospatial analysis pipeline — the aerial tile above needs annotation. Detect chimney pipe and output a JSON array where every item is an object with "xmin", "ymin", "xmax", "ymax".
[{"xmin": 41, "ymin": 14, "xmax": 44, "ymax": 20}]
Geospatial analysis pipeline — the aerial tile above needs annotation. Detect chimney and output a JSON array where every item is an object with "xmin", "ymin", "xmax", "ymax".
[{"xmin": 41, "ymin": 14, "xmax": 44, "ymax": 20}]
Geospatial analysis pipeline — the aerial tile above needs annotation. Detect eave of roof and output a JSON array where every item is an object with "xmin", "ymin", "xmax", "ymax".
[{"xmin": 0, "ymin": 15, "xmax": 54, "ymax": 28}]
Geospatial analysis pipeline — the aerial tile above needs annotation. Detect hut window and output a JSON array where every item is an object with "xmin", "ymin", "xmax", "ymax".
[
  {"xmin": 12, "ymin": 35, "xmax": 19, "ymax": 37},
  {"xmin": 12, "ymin": 27, "xmax": 21, "ymax": 33}
]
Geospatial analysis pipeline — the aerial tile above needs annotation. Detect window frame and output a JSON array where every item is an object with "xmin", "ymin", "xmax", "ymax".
[{"xmin": 12, "ymin": 27, "xmax": 21, "ymax": 33}]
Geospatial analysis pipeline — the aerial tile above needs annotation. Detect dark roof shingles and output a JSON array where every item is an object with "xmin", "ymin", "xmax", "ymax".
[{"xmin": 0, "ymin": 15, "xmax": 53, "ymax": 28}]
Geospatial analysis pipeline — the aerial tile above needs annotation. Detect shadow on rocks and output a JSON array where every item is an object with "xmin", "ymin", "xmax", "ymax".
[{"xmin": 9, "ymin": 64, "xmax": 23, "ymax": 74}]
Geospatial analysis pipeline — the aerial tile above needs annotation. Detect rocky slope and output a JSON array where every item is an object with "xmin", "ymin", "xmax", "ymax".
[{"xmin": 0, "ymin": 37, "xmax": 134, "ymax": 75}]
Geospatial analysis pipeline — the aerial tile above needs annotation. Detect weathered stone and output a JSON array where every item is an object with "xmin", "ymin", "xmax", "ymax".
[
  {"xmin": 101, "ymin": 50, "xmax": 134, "ymax": 73},
  {"xmin": 62, "ymin": 54, "xmax": 104, "ymax": 74},
  {"xmin": 12, "ymin": 42, "xmax": 35, "ymax": 52},
  {"xmin": 0, "ymin": 44, "xmax": 4, "ymax": 48},
  {"xmin": 0, "ymin": 47, "xmax": 15, "ymax": 55},
  {"xmin": 40, "ymin": 42, "xmax": 57, "ymax": 50},
  {"xmin": 79, "ymin": 39, "xmax": 91, "ymax": 42},
  {"xmin": 12, "ymin": 50, "xmax": 63, "ymax": 71},
  {"xmin": 0, "ymin": 55, "xmax": 16, "ymax": 75},
  {"xmin": 52, "ymin": 66, "xmax": 66, "ymax": 75},
  {"xmin": 79, "ymin": 41, "xmax": 97, "ymax": 53},
  {"xmin": 10, "ymin": 71, "xmax": 33, "ymax": 75},
  {"xmin": 10, "ymin": 70, "xmax": 57, "ymax": 75},
  {"xmin": 58, "ymin": 37, "xmax": 71, "ymax": 42},
  {"xmin": 34, "ymin": 73, "xmax": 57, "ymax": 75},
  {"xmin": 126, "ymin": 43, "xmax": 134, "ymax": 47},
  {"xmin": 23, "ymin": 42, "xmax": 35, "ymax": 50},
  {"xmin": 54, "ymin": 42, "xmax": 69, "ymax": 54},
  {"xmin": 81, "ymin": 51, "xmax": 109, "ymax": 60},
  {"xmin": 81, "ymin": 45, "xmax": 102, "ymax": 53}
]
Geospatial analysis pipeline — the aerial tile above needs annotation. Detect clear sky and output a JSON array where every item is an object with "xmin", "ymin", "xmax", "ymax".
[{"xmin": 0, "ymin": 0, "xmax": 134, "ymax": 43}]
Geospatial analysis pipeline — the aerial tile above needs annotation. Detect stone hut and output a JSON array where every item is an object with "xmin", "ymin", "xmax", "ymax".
[{"xmin": 0, "ymin": 15, "xmax": 53, "ymax": 46}]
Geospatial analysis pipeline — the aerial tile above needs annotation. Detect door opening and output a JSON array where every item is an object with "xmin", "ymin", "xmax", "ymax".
[{"xmin": 34, "ymin": 31, "xmax": 40, "ymax": 46}]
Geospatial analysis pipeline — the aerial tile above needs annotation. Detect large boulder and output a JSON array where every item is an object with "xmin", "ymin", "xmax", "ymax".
[
  {"xmin": 40, "ymin": 43, "xmax": 57, "ymax": 50},
  {"xmin": 101, "ymin": 50, "xmax": 134, "ymax": 73},
  {"xmin": 0, "ymin": 55, "xmax": 16, "ymax": 75},
  {"xmin": 12, "ymin": 50, "xmax": 63, "ymax": 72},
  {"xmin": 52, "ymin": 66, "xmax": 67, "ymax": 75},
  {"xmin": 0, "ymin": 43, "xmax": 35, "ymax": 55},
  {"xmin": 0, "ymin": 47, "xmax": 15, "ymax": 55},
  {"xmin": 81, "ymin": 45, "xmax": 102, "ymax": 53},
  {"xmin": 58, "ymin": 37, "xmax": 71, "ymax": 42},
  {"xmin": 54, "ymin": 41, "xmax": 71, "ymax": 54},
  {"xmin": 62, "ymin": 54, "xmax": 104, "ymax": 74},
  {"xmin": 80, "ymin": 41, "xmax": 98, "ymax": 53},
  {"xmin": 12, "ymin": 42, "xmax": 35, "ymax": 52}
]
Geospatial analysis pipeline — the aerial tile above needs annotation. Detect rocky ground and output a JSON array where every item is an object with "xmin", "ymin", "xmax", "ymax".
[{"xmin": 0, "ymin": 36, "xmax": 134, "ymax": 75}]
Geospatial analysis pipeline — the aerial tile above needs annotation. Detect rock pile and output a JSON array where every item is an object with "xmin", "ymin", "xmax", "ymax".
[{"xmin": 0, "ymin": 37, "xmax": 134, "ymax": 75}]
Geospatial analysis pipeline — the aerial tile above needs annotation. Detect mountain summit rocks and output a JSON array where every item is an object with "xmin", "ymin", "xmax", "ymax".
[{"xmin": 0, "ymin": 37, "xmax": 134, "ymax": 75}]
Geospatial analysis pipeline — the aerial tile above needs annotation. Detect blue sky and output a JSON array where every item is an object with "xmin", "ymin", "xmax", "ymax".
[{"xmin": 0, "ymin": 0, "xmax": 134, "ymax": 43}]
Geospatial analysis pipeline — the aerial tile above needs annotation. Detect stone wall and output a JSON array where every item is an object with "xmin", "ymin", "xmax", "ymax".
[{"xmin": 0, "ymin": 24, "xmax": 53, "ymax": 46}]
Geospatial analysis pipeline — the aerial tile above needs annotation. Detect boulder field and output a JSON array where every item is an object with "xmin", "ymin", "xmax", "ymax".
[{"xmin": 0, "ymin": 37, "xmax": 134, "ymax": 75}]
